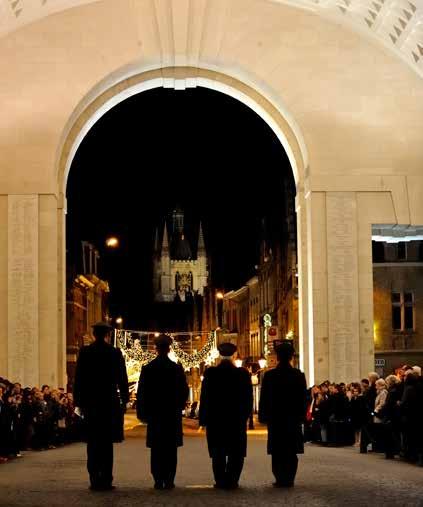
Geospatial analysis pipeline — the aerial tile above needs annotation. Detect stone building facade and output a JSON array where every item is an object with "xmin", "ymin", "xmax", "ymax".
[
  {"xmin": 222, "ymin": 286, "xmax": 250, "ymax": 360},
  {"xmin": 66, "ymin": 243, "xmax": 109, "ymax": 390},
  {"xmin": 153, "ymin": 208, "xmax": 208, "ymax": 303},
  {"xmin": 373, "ymin": 240, "xmax": 423, "ymax": 375}
]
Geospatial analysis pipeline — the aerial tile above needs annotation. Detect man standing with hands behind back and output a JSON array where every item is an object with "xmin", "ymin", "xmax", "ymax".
[
  {"xmin": 259, "ymin": 340, "xmax": 307, "ymax": 488},
  {"xmin": 137, "ymin": 334, "xmax": 189, "ymax": 490},
  {"xmin": 73, "ymin": 321, "xmax": 129, "ymax": 491},
  {"xmin": 199, "ymin": 342, "xmax": 253, "ymax": 489}
]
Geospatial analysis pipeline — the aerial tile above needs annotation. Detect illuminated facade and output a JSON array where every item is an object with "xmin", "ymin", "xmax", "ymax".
[
  {"xmin": 153, "ymin": 208, "xmax": 208, "ymax": 303},
  {"xmin": 373, "ymin": 240, "xmax": 423, "ymax": 375}
]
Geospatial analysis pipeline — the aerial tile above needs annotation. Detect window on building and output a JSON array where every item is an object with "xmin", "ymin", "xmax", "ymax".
[
  {"xmin": 372, "ymin": 241, "xmax": 385, "ymax": 262},
  {"xmin": 397, "ymin": 242, "xmax": 407, "ymax": 261},
  {"xmin": 392, "ymin": 291, "xmax": 415, "ymax": 331},
  {"xmin": 392, "ymin": 292, "xmax": 402, "ymax": 330},
  {"xmin": 404, "ymin": 292, "xmax": 414, "ymax": 330}
]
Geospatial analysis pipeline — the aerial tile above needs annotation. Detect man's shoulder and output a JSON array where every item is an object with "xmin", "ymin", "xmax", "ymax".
[{"xmin": 266, "ymin": 365, "xmax": 305, "ymax": 379}]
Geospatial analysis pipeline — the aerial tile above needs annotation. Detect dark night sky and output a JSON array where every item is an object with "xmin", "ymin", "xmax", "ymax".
[{"xmin": 66, "ymin": 87, "xmax": 294, "ymax": 329}]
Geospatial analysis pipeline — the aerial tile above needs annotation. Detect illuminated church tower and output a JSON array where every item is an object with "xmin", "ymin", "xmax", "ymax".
[{"xmin": 153, "ymin": 208, "xmax": 209, "ymax": 302}]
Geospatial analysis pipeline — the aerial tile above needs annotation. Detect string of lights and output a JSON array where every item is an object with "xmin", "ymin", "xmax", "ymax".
[{"xmin": 115, "ymin": 329, "xmax": 218, "ymax": 371}]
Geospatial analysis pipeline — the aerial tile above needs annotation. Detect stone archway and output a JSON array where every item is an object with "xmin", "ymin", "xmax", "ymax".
[{"xmin": 57, "ymin": 65, "xmax": 309, "ymax": 382}]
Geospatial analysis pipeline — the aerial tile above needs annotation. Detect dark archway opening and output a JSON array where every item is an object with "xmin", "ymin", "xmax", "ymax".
[{"xmin": 66, "ymin": 87, "xmax": 296, "ymax": 387}]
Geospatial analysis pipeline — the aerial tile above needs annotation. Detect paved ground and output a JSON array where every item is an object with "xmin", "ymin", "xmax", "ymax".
[{"xmin": 1, "ymin": 420, "xmax": 422, "ymax": 507}]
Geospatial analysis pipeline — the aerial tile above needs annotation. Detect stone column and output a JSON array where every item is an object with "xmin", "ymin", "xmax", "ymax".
[
  {"xmin": 305, "ymin": 191, "xmax": 329, "ymax": 385},
  {"xmin": 57, "ymin": 196, "xmax": 67, "ymax": 387},
  {"xmin": 8, "ymin": 195, "xmax": 39, "ymax": 387},
  {"xmin": 302, "ymin": 189, "xmax": 377, "ymax": 383},
  {"xmin": 0, "ymin": 196, "xmax": 8, "ymax": 375},
  {"xmin": 295, "ymin": 191, "xmax": 309, "ymax": 379},
  {"xmin": 39, "ymin": 195, "xmax": 62, "ymax": 387},
  {"xmin": 326, "ymin": 192, "xmax": 360, "ymax": 382}
]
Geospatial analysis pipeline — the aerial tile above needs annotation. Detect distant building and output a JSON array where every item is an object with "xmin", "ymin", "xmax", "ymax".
[
  {"xmin": 222, "ymin": 286, "xmax": 250, "ymax": 359},
  {"xmin": 153, "ymin": 207, "xmax": 209, "ymax": 302},
  {"xmin": 66, "ymin": 242, "xmax": 110, "ymax": 390},
  {"xmin": 247, "ymin": 277, "xmax": 261, "ymax": 361},
  {"xmin": 257, "ymin": 224, "xmax": 298, "ymax": 367},
  {"xmin": 373, "ymin": 240, "xmax": 423, "ymax": 375}
]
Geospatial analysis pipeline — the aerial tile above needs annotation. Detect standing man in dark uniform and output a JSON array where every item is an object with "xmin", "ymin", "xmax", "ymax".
[
  {"xmin": 136, "ymin": 334, "xmax": 189, "ymax": 490},
  {"xmin": 73, "ymin": 321, "xmax": 129, "ymax": 491},
  {"xmin": 259, "ymin": 340, "xmax": 307, "ymax": 488},
  {"xmin": 199, "ymin": 342, "xmax": 253, "ymax": 489}
]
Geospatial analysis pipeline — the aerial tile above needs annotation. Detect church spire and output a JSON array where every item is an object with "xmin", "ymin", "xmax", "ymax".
[
  {"xmin": 197, "ymin": 222, "xmax": 205, "ymax": 253},
  {"xmin": 161, "ymin": 222, "xmax": 169, "ymax": 256}
]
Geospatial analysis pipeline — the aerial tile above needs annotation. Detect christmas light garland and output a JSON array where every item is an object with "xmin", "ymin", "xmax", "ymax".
[{"xmin": 115, "ymin": 329, "xmax": 218, "ymax": 372}]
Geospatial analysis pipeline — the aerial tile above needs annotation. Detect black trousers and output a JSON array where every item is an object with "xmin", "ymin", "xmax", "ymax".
[
  {"xmin": 360, "ymin": 422, "xmax": 374, "ymax": 452},
  {"xmin": 151, "ymin": 446, "xmax": 178, "ymax": 485},
  {"xmin": 271, "ymin": 453, "xmax": 298, "ymax": 486},
  {"xmin": 212, "ymin": 453, "xmax": 244, "ymax": 486},
  {"xmin": 87, "ymin": 439, "xmax": 113, "ymax": 486}
]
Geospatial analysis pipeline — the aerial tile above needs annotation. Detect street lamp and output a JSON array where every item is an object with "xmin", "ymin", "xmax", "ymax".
[
  {"xmin": 258, "ymin": 356, "xmax": 267, "ymax": 370},
  {"xmin": 234, "ymin": 357, "xmax": 243, "ymax": 368},
  {"xmin": 105, "ymin": 236, "xmax": 119, "ymax": 248},
  {"xmin": 215, "ymin": 290, "xmax": 224, "ymax": 328}
]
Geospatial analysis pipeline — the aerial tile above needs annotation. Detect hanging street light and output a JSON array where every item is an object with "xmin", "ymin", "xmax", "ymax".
[{"xmin": 106, "ymin": 236, "xmax": 119, "ymax": 248}]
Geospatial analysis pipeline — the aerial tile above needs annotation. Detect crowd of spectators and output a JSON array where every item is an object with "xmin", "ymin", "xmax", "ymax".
[
  {"xmin": 0, "ymin": 378, "xmax": 82, "ymax": 464},
  {"xmin": 304, "ymin": 365, "xmax": 423, "ymax": 466}
]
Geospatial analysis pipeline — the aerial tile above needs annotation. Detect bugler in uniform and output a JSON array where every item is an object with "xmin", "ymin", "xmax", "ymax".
[
  {"xmin": 73, "ymin": 321, "xmax": 129, "ymax": 491},
  {"xmin": 199, "ymin": 342, "xmax": 253, "ymax": 489},
  {"xmin": 136, "ymin": 334, "xmax": 189, "ymax": 490},
  {"xmin": 259, "ymin": 340, "xmax": 307, "ymax": 488}
]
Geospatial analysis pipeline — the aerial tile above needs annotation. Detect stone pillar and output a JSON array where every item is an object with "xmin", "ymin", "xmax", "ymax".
[
  {"xmin": 301, "ymin": 189, "xmax": 377, "ymax": 384},
  {"xmin": 57, "ymin": 196, "xmax": 67, "ymax": 387},
  {"xmin": 0, "ymin": 196, "xmax": 8, "ymax": 376},
  {"xmin": 305, "ymin": 191, "xmax": 329, "ymax": 385},
  {"xmin": 326, "ymin": 192, "xmax": 360, "ymax": 381},
  {"xmin": 39, "ymin": 195, "xmax": 62, "ymax": 387},
  {"xmin": 295, "ymin": 191, "xmax": 309, "ymax": 379},
  {"xmin": 7, "ymin": 195, "xmax": 39, "ymax": 387}
]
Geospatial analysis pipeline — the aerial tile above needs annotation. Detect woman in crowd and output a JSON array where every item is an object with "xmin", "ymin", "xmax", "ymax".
[{"xmin": 378, "ymin": 374, "xmax": 402, "ymax": 459}]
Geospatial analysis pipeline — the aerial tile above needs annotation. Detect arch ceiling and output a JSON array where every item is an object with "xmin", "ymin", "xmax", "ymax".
[{"xmin": 0, "ymin": 0, "xmax": 422, "ymax": 78}]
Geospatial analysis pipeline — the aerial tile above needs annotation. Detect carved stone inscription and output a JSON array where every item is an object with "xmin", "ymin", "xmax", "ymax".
[
  {"xmin": 8, "ymin": 195, "xmax": 39, "ymax": 385},
  {"xmin": 326, "ymin": 192, "xmax": 360, "ymax": 381}
]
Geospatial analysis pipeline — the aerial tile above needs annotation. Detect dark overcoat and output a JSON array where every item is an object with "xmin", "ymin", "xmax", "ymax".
[
  {"xmin": 136, "ymin": 355, "xmax": 189, "ymax": 449},
  {"xmin": 199, "ymin": 361, "xmax": 253, "ymax": 458},
  {"xmin": 73, "ymin": 341, "xmax": 129, "ymax": 443},
  {"xmin": 258, "ymin": 363, "xmax": 307, "ymax": 455}
]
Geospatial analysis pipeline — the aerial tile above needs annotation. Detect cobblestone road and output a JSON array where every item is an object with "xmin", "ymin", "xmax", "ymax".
[{"xmin": 1, "ymin": 421, "xmax": 422, "ymax": 507}]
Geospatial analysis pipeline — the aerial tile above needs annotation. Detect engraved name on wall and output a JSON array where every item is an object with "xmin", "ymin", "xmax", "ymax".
[{"xmin": 8, "ymin": 195, "xmax": 39, "ymax": 385}]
